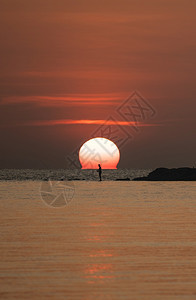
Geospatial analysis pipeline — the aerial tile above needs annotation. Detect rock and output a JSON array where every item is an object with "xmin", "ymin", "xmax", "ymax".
[
  {"xmin": 133, "ymin": 167, "xmax": 196, "ymax": 181},
  {"xmin": 68, "ymin": 178, "xmax": 84, "ymax": 181}
]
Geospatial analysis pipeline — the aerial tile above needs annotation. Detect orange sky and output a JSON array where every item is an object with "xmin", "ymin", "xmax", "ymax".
[{"xmin": 0, "ymin": 0, "xmax": 195, "ymax": 168}]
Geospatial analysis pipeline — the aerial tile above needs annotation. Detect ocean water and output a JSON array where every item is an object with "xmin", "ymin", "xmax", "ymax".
[
  {"xmin": 0, "ymin": 169, "xmax": 150, "ymax": 181},
  {"xmin": 0, "ymin": 175, "xmax": 196, "ymax": 299}
]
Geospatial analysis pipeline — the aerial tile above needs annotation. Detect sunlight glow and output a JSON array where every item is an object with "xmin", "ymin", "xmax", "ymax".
[{"xmin": 79, "ymin": 137, "xmax": 120, "ymax": 169}]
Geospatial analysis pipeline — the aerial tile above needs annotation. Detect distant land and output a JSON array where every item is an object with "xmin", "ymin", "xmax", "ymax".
[{"xmin": 133, "ymin": 168, "xmax": 196, "ymax": 181}]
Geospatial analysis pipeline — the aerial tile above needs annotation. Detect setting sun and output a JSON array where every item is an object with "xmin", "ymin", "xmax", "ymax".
[{"xmin": 79, "ymin": 137, "xmax": 120, "ymax": 169}]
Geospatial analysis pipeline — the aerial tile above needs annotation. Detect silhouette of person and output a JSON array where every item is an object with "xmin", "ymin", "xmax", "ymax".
[{"xmin": 98, "ymin": 164, "xmax": 102, "ymax": 181}]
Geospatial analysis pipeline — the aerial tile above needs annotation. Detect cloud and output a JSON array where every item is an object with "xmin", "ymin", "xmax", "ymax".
[
  {"xmin": 13, "ymin": 118, "xmax": 160, "ymax": 127},
  {"xmin": 0, "ymin": 94, "xmax": 123, "ymax": 107}
]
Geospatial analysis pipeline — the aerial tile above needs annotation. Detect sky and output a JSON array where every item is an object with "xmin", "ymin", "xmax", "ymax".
[{"xmin": 0, "ymin": 0, "xmax": 195, "ymax": 169}]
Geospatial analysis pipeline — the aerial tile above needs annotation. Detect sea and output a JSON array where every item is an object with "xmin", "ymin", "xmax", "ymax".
[
  {"xmin": 0, "ymin": 169, "xmax": 196, "ymax": 299},
  {"xmin": 0, "ymin": 169, "xmax": 150, "ymax": 181}
]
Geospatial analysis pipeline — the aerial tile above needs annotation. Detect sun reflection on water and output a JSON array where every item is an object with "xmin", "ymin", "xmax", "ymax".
[{"xmin": 83, "ymin": 210, "xmax": 116, "ymax": 284}]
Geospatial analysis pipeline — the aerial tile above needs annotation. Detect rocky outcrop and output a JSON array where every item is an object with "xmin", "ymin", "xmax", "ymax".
[
  {"xmin": 133, "ymin": 167, "xmax": 196, "ymax": 181},
  {"xmin": 116, "ymin": 178, "xmax": 130, "ymax": 181}
]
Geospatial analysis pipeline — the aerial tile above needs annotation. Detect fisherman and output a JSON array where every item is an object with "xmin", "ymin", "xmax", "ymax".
[{"xmin": 98, "ymin": 164, "xmax": 102, "ymax": 181}]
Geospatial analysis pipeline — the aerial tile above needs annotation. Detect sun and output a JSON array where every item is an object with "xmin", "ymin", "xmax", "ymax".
[{"xmin": 79, "ymin": 137, "xmax": 120, "ymax": 169}]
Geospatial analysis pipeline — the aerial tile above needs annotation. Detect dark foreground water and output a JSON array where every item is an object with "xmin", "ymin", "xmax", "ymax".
[
  {"xmin": 0, "ymin": 169, "xmax": 150, "ymax": 181},
  {"xmin": 0, "ymin": 178, "xmax": 196, "ymax": 299}
]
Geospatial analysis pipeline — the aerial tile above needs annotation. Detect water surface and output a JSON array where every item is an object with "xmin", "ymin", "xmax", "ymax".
[{"xmin": 0, "ymin": 181, "xmax": 196, "ymax": 299}]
